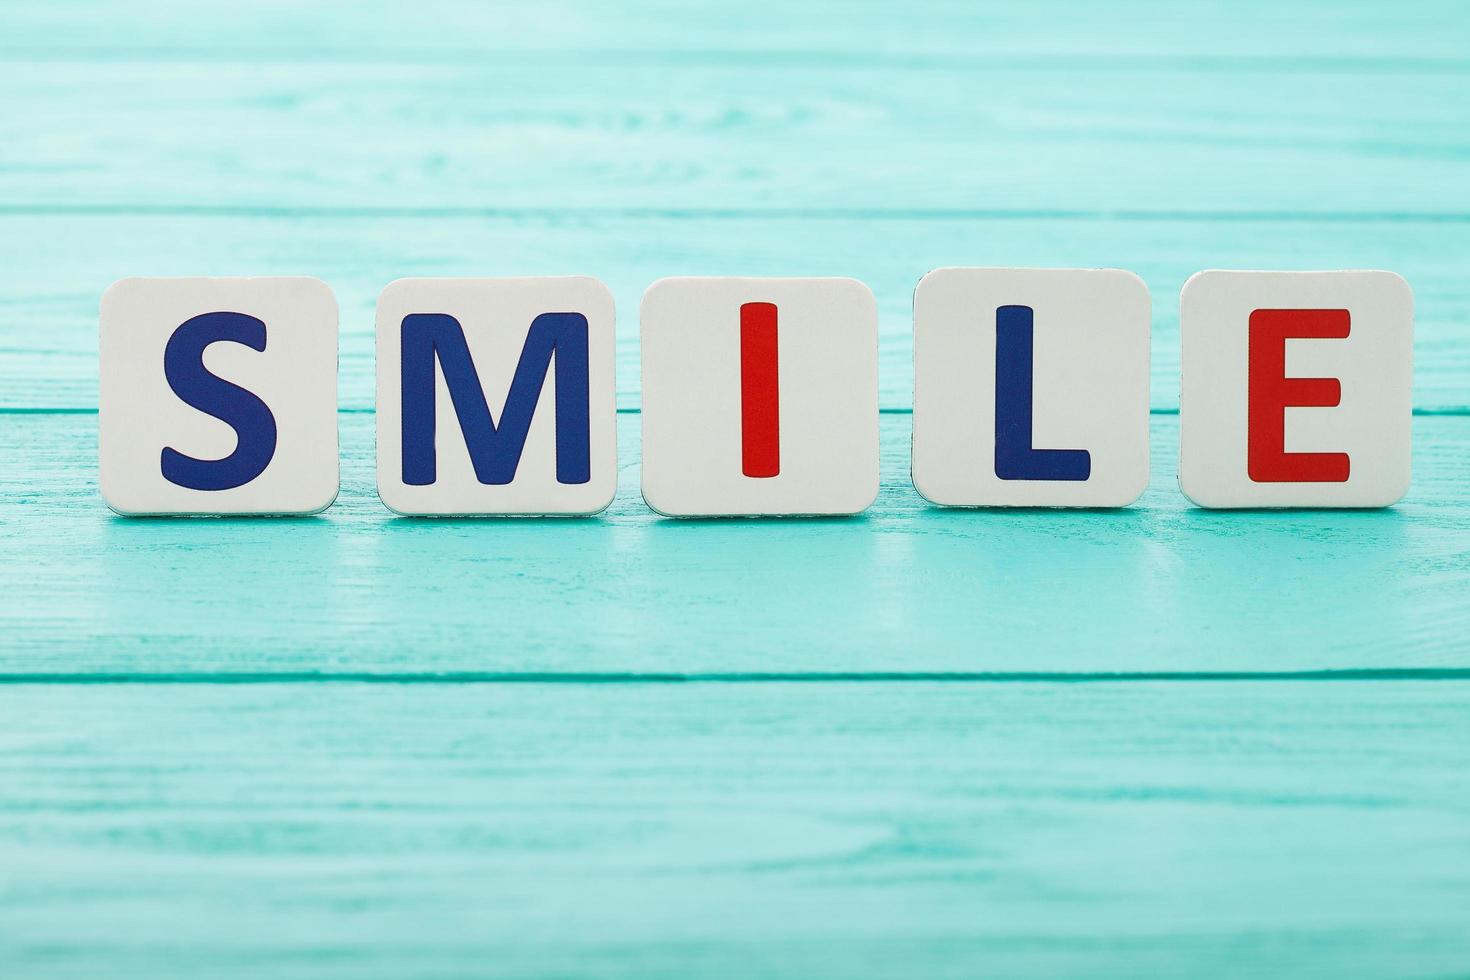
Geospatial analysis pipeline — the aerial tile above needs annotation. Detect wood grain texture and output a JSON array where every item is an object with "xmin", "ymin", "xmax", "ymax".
[
  {"xmin": 7, "ymin": 0, "xmax": 1470, "ymax": 59},
  {"xmin": 2, "ymin": 58, "xmax": 1466, "ymax": 214},
  {"xmin": 3, "ymin": 413, "xmax": 1468, "ymax": 674},
  {"xmin": 2, "ymin": 2, "xmax": 1468, "ymax": 975},
  {"xmin": 2, "ymin": 682, "xmax": 1469, "ymax": 979},
  {"xmin": 1, "ymin": 1, "xmax": 1466, "ymax": 409},
  {"xmin": 1, "ymin": 3, "xmax": 1467, "ymax": 213},
  {"xmin": 1, "ymin": 214, "xmax": 1467, "ymax": 411}
]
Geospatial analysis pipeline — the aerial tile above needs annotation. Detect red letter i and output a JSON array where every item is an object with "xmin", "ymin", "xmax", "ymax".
[{"xmin": 740, "ymin": 302, "xmax": 780, "ymax": 478}]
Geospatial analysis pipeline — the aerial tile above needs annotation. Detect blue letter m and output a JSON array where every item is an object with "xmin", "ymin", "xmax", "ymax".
[{"xmin": 400, "ymin": 312, "xmax": 591, "ymax": 486}]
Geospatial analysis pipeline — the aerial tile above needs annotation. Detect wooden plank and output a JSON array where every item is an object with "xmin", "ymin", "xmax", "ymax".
[
  {"xmin": 2, "ymin": 213, "xmax": 1466, "ymax": 411},
  {"xmin": 1, "ymin": 52, "xmax": 1465, "ymax": 214},
  {"xmin": 2, "ymin": 0, "xmax": 1467, "ymax": 215},
  {"xmin": 2, "ymin": 7, "xmax": 1464, "ymax": 978},
  {"xmin": 6, "ymin": 0, "xmax": 1470, "ymax": 59},
  {"xmin": 3, "ymin": 412, "xmax": 1468, "ymax": 674},
  {"xmin": 1, "ymin": 680, "xmax": 1468, "ymax": 977}
]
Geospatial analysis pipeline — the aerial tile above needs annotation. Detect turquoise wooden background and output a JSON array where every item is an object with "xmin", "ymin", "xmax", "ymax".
[{"xmin": 2, "ymin": 1, "xmax": 1469, "ymax": 975}]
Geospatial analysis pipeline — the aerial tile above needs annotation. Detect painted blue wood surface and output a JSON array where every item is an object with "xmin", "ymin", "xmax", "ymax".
[
  {"xmin": 3, "ymin": 682, "xmax": 1470, "ymax": 978},
  {"xmin": 4, "ymin": 215, "xmax": 1470, "ymax": 411},
  {"xmin": 1, "ymin": 2, "xmax": 1468, "ymax": 976},
  {"xmin": 4, "ymin": 413, "xmax": 1470, "ymax": 672}
]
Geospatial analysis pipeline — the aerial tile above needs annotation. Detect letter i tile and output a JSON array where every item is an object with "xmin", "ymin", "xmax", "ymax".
[
  {"xmin": 640, "ymin": 277, "xmax": 880, "ymax": 517},
  {"xmin": 1179, "ymin": 270, "xmax": 1412, "ymax": 508}
]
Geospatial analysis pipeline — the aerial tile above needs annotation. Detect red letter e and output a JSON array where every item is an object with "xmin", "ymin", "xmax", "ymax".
[{"xmin": 1247, "ymin": 309, "xmax": 1350, "ymax": 483}]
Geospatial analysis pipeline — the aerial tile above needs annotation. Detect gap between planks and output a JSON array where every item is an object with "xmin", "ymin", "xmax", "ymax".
[
  {"xmin": 4, "ymin": 669, "xmax": 1470, "ymax": 684},
  {"xmin": 4, "ymin": 205, "xmax": 1470, "ymax": 222},
  {"xmin": 4, "ymin": 48, "xmax": 1470, "ymax": 70}
]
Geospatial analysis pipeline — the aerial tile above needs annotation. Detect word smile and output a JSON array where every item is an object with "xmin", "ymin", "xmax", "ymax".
[{"xmin": 98, "ymin": 268, "xmax": 1413, "ymax": 518}]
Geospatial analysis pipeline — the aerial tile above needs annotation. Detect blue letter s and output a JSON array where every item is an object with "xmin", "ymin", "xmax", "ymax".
[{"xmin": 160, "ymin": 311, "xmax": 279, "ymax": 491}]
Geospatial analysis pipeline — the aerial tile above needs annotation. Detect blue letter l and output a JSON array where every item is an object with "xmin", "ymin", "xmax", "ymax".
[{"xmin": 994, "ymin": 305, "xmax": 1091, "ymax": 482}]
